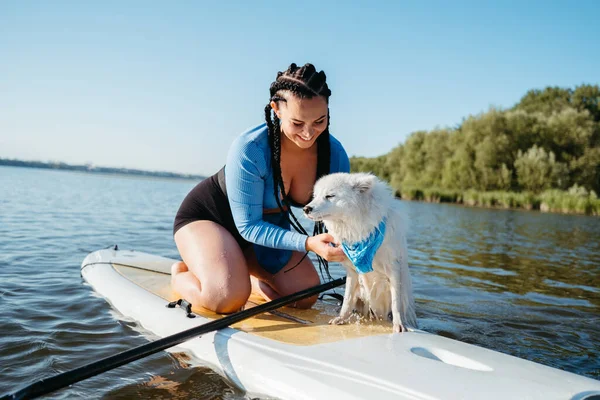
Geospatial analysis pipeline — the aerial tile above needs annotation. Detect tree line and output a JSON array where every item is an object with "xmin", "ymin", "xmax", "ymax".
[{"xmin": 350, "ymin": 84, "xmax": 600, "ymax": 215}]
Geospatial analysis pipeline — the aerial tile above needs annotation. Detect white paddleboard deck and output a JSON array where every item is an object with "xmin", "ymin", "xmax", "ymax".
[{"xmin": 81, "ymin": 248, "xmax": 600, "ymax": 400}]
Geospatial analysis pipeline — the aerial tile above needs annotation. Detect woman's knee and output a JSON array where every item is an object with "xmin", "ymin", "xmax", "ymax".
[
  {"xmin": 294, "ymin": 294, "xmax": 318, "ymax": 309},
  {"xmin": 203, "ymin": 280, "xmax": 251, "ymax": 314},
  {"xmin": 172, "ymin": 271, "xmax": 251, "ymax": 314},
  {"xmin": 173, "ymin": 220, "xmax": 251, "ymax": 313},
  {"xmin": 294, "ymin": 269, "xmax": 320, "ymax": 308},
  {"xmin": 270, "ymin": 255, "xmax": 321, "ymax": 308}
]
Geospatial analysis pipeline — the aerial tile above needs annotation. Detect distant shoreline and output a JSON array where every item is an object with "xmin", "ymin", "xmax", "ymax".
[{"xmin": 0, "ymin": 158, "xmax": 205, "ymax": 181}]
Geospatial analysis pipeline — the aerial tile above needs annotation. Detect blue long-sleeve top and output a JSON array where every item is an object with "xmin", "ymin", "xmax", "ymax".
[{"xmin": 225, "ymin": 123, "xmax": 350, "ymax": 253}]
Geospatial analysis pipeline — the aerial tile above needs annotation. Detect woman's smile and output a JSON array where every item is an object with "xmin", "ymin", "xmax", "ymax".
[{"xmin": 297, "ymin": 134, "xmax": 313, "ymax": 142}]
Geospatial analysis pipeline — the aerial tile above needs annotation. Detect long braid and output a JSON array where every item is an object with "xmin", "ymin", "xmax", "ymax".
[
  {"xmin": 316, "ymin": 108, "xmax": 331, "ymax": 180},
  {"xmin": 264, "ymin": 63, "xmax": 335, "ymax": 280},
  {"xmin": 313, "ymin": 107, "xmax": 333, "ymax": 281},
  {"xmin": 264, "ymin": 104, "xmax": 286, "ymax": 216},
  {"xmin": 264, "ymin": 104, "xmax": 285, "ymax": 212},
  {"xmin": 275, "ymin": 113, "xmax": 308, "ymax": 234}
]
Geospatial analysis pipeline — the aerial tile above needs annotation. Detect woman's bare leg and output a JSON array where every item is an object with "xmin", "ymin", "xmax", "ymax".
[
  {"xmin": 247, "ymin": 250, "xmax": 320, "ymax": 309},
  {"xmin": 172, "ymin": 220, "xmax": 251, "ymax": 314}
]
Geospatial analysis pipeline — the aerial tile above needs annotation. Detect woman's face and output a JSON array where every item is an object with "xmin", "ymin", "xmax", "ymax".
[{"xmin": 272, "ymin": 94, "xmax": 328, "ymax": 150}]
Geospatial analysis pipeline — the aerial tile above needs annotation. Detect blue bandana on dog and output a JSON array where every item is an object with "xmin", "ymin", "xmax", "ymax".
[{"xmin": 341, "ymin": 219, "xmax": 387, "ymax": 274}]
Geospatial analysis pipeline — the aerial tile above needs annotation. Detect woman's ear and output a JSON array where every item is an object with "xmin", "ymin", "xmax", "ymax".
[{"xmin": 270, "ymin": 101, "xmax": 280, "ymax": 119}]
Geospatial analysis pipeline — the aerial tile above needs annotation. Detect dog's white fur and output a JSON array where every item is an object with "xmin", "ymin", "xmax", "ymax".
[{"xmin": 304, "ymin": 172, "xmax": 417, "ymax": 333}]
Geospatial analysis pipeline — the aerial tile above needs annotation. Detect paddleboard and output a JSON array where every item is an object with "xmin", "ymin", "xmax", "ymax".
[{"xmin": 81, "ymin": 248, "xmax": 600, "ymax": 400}]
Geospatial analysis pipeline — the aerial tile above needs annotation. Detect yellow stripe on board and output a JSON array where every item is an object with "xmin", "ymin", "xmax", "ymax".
[{"xmin": 112, "ymin": 264, "xmax": 392, "ymax": 345}]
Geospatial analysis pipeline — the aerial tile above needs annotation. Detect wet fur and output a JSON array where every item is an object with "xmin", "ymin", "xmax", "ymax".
[{"xmin": 304, "ymin": 172, "xmax": 417, "ymax": 332}]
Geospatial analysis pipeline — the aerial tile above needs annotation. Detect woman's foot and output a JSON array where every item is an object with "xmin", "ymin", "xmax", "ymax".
[
  {"xmin": 170, "ymin": 261, "xmax": 188, "ymax": 287},
  {"xmin": 171, "ymin": 260, "xmax": 187, "ymax": 274},
  {"xmin": 250, "ymin": 275, "xmax": 280, "ymax": 303}
]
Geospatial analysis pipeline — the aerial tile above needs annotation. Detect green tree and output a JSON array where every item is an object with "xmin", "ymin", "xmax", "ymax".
[
  {"xmin": 350, "ymin": 83, "xmax": 599, "ymax": 197},
  {"xmin": 442, "ymin": 144, "xmax": 477, "ymax": 190},
  {"xmin": 543, "ymin": 107, "xmax": 595, "ymax": 163},
  {"xmin": 571, "ymin": 84, "xmax": 600, "ymax": 123},
  {"xmin": 570, "ymin": 147, "xmax": 600, "ymax": 193},
  {"xmin": 386, "ymin": 144, "xmax": 405, "ymax": 193},
  {"xmin": 419, "ymin": 129, "xmax": 452, "ymax": 188},
  {"xmin": 514, "ymin": 145, "xmax": 569, "ymax": 192},
  {"xmin": 515, "ymin": 87, "xmax": 572, "ymax": 115},
  {"xmin": 350, "ymin": 155, "xmax": 389, "ymax": 181},
  {"xmin": 399, "ymin": 131, "xmax": 428, "ymax": 188}
]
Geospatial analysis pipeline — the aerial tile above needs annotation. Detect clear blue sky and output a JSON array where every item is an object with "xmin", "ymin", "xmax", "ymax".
[{"xmin": 1, "ymin": 1, "xmax": 599, "ymax": 175}]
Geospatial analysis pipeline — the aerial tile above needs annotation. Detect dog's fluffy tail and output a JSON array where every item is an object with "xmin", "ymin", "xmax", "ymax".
[
  {"xmin": 395, "ymin": 213, "xmax": 418, "ymax": 329},
  {"xmin": 400, "ymin": 265, "xmax": 418, "ymax": 329}
]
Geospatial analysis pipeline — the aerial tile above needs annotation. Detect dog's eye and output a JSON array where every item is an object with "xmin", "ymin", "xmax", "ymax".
[{"xmin": 325, "ymin": 194, "xmax": 335, "ymax": 200}]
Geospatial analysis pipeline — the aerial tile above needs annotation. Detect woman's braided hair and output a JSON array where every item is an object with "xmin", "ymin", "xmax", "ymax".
[{"xmin": 264, "ymin": 63, "xmax": 333, "ymax": 278}]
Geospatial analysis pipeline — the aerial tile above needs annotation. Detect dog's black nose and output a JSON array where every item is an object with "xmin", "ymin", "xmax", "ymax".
[{"xmin": 303, "ymin": 206, "xmax": 313, "ymax": 214}]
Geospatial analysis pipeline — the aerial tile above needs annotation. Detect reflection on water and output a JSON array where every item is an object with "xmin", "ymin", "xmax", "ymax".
[
  {"xmin": 408, "ymin": 201, "xmax": 600, "ymax": 378},
  {"xmin": 102, "ymin": 354, "xmax": 249, "ymax": 400},
  {"xmin": 0, "ymin": 166, "xmax": 598, "ymax": 399}
]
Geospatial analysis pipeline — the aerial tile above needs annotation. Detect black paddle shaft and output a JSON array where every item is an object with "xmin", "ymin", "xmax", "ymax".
[{"xmin": 3, "ymin": 276, "xmax": 346, "ymax": 400}]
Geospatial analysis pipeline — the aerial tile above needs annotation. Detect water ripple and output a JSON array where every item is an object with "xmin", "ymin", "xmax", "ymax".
[{"xmin": 1, "ymin": 166, "xmax": 599, "ymax": 398}]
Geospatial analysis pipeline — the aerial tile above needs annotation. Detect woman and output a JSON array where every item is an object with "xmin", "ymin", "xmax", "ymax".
[{"xmin": 172, "ymin": 63, "xmax": 350, "ymax": 314}]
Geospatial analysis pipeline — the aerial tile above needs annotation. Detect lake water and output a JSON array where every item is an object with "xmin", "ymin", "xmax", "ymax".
[{"xmin": 1, "ymin": 166, "xmax": 599, "ymax": 398}]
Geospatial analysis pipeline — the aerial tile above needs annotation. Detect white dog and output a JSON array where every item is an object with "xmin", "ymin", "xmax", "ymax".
[{"xmin": 304, "ymin": 172, "xmax": 417, "ymax": 333}]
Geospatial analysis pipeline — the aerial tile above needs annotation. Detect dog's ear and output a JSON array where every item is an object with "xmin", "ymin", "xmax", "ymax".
[{"xmin": 352, "ymin": 174, "xmax": 377, "ymax": 194}]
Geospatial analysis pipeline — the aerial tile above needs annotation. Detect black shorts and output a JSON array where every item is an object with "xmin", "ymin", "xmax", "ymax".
[{"xmin": 173, "ymin": 168, "xmax": 251, "ymax": 251}]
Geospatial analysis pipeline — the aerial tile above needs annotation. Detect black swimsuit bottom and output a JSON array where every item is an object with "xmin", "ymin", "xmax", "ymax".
[{"xmin": 173, "ymin": 167, "xmax": 250, "ymax": 250}]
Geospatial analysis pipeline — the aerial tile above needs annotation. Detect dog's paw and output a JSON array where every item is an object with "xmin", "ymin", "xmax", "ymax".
[
  {"xmin": 329, "ymin": 316, "xmax": 349, "ymax": 325},
  {"xmin": 393, "ymin": 323, "xmax": 408, "ymax": 333}
]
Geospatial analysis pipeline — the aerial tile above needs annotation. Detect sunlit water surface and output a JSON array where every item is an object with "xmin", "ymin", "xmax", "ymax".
[{"xmin": 1, "ymin": 166, "xmax": 598, "ymax": 398}]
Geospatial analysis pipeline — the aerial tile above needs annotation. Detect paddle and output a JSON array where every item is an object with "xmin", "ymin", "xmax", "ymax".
[{"xmin": 2, "ymin": 276, "xmax": 346, "ymax": 400}]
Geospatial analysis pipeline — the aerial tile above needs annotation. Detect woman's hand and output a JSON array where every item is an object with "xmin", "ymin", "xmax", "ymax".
[{"xmin": 305, "ymin": 233, "xmax": 347, "ymax": 262}]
